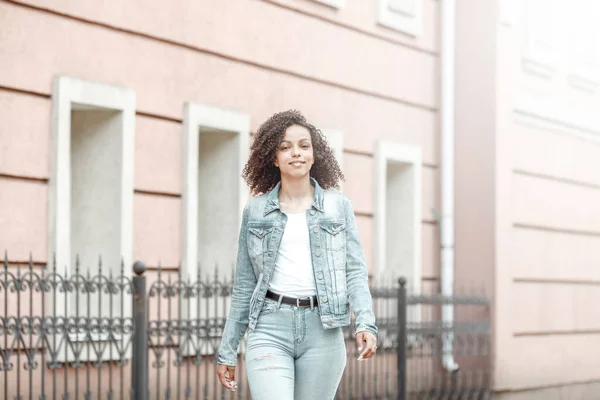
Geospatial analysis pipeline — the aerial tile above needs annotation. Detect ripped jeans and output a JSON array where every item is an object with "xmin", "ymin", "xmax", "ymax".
[{"xmin": 245, "ymin": 297, "xmax": 347, "ymax": 400}]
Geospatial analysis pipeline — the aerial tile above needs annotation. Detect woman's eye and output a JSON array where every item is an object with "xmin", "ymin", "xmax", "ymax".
[
  {"xmin": 280, "ymin": 146, "xmax": 289, "ymax": 151},
  {"xmin": 302, "ymin": 145, "xmax": 310, "ymax": 149}
]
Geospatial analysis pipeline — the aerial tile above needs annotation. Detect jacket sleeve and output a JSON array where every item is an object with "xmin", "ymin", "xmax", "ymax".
[
  {"xmin": 217, "ymin": 205, "xmax": 256, "ymax": 366},
  {"xmin": 343, "ymin": 196, "xmax": 378, "ymax": 338}
]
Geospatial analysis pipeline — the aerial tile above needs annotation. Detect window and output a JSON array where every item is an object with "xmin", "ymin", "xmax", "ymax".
[
  {"xmin": 49, "ymin": 76, "xmax": 135, "ymax": 359},
  {"xmin": 374, "ymin": 140, "xmax": 422, "ymax": 294},
  {"xmin": 181, "ymin": 102, "xmax": 250, "ymax": 284},
  {"xmin": 377, "ymin": 0, "xmax": 423, "ymax": 36}
]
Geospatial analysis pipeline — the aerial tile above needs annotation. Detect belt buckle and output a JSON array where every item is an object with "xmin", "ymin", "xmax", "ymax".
[{"xmin": 296, "ymin": 297, "xmax": 301, "ymax": 307}]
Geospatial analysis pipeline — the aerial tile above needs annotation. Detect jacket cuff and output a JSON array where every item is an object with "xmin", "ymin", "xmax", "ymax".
[
  {"xmin": 217, "ymin": 354, "xmax": 238, "ymax": 367},
  {"xmin": 354, "ymin": 327, "xmax": 378, "ymax": 338}
]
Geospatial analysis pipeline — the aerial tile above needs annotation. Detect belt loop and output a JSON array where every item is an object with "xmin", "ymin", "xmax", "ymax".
[
  {"xmin": 276, "ymin": 294, "xmax": 283, "ymax": 309},
  {"xmin": 309, "ymin": 296, "xmax": 314, "ymax": 310}
]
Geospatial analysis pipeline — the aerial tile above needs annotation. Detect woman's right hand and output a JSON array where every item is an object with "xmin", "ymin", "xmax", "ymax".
[{"xmin": 216, "ymin": 364, "xmax": 238, "ymax": 391}]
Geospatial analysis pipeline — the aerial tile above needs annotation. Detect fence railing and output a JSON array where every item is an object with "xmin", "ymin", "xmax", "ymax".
[
  {"xmin": 0, "ymin": 254, "xmax": 491, "ymax": 399},
  {"xmin": 373, "ymin": 279, "xmax": 492, "ymax": 399}
]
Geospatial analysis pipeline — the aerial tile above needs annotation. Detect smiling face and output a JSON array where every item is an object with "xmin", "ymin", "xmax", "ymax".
[{"xmin": 274, "ymin": 124, "xmax": 315, "ymax": 180}]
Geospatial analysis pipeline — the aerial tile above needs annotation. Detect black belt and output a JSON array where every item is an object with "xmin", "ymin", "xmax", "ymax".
[{"xmin": 266, "ymin": 290, "xmax": 318, "ymax": 308}]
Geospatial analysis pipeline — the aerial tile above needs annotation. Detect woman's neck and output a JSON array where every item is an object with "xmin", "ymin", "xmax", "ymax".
[{"xmin": 278, "ymin": 176, "xmax": 314, "ymax": 212}]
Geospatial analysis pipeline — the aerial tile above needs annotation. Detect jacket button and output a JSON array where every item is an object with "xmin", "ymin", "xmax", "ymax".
[
  {"xmin": 313, "ymin": 227, "xmax": 318, "ymax": 233},
  {"xmin": 327, "ymin": 320, "xmax": 333, "ymax": 326},
  {"xmin": 321, "ymin": 297, "xmax": 328, "ymax": 303},
  {"xmin": 310, "ymin": 210, "xmax": 315, "ymax": 215},
  {"xmin": 318, "ymin": 273, "xmax": 324, "ymax": 280},
  {"xmin": 315, "ymin": 251, "xmax": 321, "ymax": 257}
]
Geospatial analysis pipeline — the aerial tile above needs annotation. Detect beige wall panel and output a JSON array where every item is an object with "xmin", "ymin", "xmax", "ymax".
[
  {"xmin": 512, "ymin": 227, "xmax": 600, "ymax": 282},
  {"xmin": 0, "ymin": 2, "xmax": 437, "ymax": 165},
  {"xmin": 0, "ymin": 91, "xmax": 49, "ymax": 179},
  {"xmin": 511, "ymin": 173, "xmax": 600, "ymax": 233},
  {"xmin": 261, "ymin": 0, "xmax": 439, "ymax": 53},
  {"xmin": 498, "ymin": 334, "xmax": 600, "ymax": 390},
  {"xmin": 0, "ymin": 179, "xmax": 47, "ymax": 261},
  {"xmin": 342, "ymin": 153, "xmax": 373, "ymax": 214},
  {"xmin": 133, "ymin": 194, "xmax": 181, "ymax": 268},
  {"xmin": 421, "ymin": 222, "xmax": 439, "ymax": 279},
  {"xmin": 510, "ymin": 281, "xmax": 600, "ymax": 334},
  {"xmin": 512, "ymin": 122, "xmax": 600, "ymax": 187},
  {"xmin": 134, "ymin": 116, "xmax": 182, "ymax": 195},
  {"xmin": 454, "ymin": 0, "xmax": 496, "ymax": 296},
  {"xmin": 16, "ymin": 0, "xmax": 437, "ymax": 107},
  {"xmin": 422, "ymin": 166, "xmax": 438, "ymax": 222}
]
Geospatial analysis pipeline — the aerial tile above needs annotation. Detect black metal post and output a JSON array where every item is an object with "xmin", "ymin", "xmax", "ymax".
[
  {"xmin": 397, "ymin": 278, "xmax": 407, "ymax": 400},
  {"xmin": 132, "ymin": 261, "xmax": 148, "ymax": 400}
]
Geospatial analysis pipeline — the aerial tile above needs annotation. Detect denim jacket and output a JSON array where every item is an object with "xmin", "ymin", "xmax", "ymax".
[{"xmin": 217, "ymin": 178, "xmax": 377, "ymax": 366}]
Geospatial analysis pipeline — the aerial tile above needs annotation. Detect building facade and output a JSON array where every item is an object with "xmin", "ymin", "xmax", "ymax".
[
  {"xmin": 456, "ymin": 0, "xmax": 600, "ymax": 399},
  {"xmin": 0, "ymin": 0, "xmax": 599, "ymax": 398}
]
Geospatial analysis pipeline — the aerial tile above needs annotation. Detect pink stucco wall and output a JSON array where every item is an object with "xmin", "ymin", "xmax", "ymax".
[
  {"xmin": 456, "ymin": 0, "xmax": 600, "ymax": 398},
  {"xmin": 0, "ymin": 0, "xmax": 450, "ymax": 397},
  {"xmin": 9, "ymin": 0, "xmax": 600, "ymax": 397},
  {"xmin": 0, "ymin": 0, "xmax": 441, "ymax": 278}
]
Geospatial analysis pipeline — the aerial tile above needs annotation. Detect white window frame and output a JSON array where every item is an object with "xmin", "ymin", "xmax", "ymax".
[
  {"xmin": 181, "ymin": 103, "xmax": 250, "ymax": 284},
  {"xmin": 49, "ymin": 76, "xmax": 135, "ymax": 358},
  {"xmin": 374, "ymin": 140, "xmax": 422, "ymax": 294},
  {"xmin": 309, "ymin": 0, "xmax": 345, "ymax": 9},
  {"xmin": 377, "ymin": 0, "xmax": 423, "ymax": 37},
  {"xmin": 320, "ymin": 128, "xmax": 344, "ymax": 192}
]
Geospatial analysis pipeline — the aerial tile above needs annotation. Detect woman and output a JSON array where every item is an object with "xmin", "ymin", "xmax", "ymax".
[{"xmin": 216, "ymin": 110, "xmax": 377, "ymax": 399}]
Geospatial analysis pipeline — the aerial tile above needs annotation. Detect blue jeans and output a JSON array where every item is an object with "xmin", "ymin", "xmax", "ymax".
[{"xmin": 245, "ymin": 298, "xmax": 347, "ymax": 400}]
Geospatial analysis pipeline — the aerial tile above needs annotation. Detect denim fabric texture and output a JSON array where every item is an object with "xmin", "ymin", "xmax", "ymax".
[
  {"xmin": 245, "ymin": 297, "xmax": 346, "ymax": 399},
  {"xmin": 217, "ymin": 178, "xmax": 377, "ymax": 366}
]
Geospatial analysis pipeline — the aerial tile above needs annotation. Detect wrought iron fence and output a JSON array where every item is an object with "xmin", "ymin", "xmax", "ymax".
[
  {"xmin": 374, "ymin": 279, "xmax": 493, "ymax": 400},
  {"xmin": 0, "ymin": 253, "xmax": 490, "ymax": 399},
  {"xmin": 0, "ymin": 255, "xmax": 134, "ymax": 400}
]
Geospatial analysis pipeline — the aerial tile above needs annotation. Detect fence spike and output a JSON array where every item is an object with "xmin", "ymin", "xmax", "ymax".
[{"xmin": 75, "ymin": 254, "xmax": 80, "ymax": 275}]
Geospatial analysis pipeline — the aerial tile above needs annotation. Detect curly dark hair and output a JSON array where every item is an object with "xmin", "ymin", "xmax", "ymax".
[{"xmin": 242, "ymin": 110, "xmax": 344, "ymax": 195}]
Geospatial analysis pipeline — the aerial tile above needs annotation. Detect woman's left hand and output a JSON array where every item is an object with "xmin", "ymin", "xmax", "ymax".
[{"xmin": 355, "ymin": 331, "xmax": 377, "ymax": 360}]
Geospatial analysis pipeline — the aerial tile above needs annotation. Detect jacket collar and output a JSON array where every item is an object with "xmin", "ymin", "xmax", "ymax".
[{"xmin": 264, "ymin": 177, "xmax": 324, "ymax": 216}]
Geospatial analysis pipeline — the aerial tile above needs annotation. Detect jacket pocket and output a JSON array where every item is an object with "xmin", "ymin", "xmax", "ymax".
[
  {"xmin": 320, "ymin": 221, "xmax": 347, "ymax": 271},
  {"xmin": 247, "ymin": 225, "xmax": 274, "ymax": 268},
  {"xmin": 320, "ymin": 222, "xmax": 346, "ymax": 252}
]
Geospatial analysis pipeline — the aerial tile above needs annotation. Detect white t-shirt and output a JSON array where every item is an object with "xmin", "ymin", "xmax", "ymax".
[{"xmin": 269, "ymin": 212, "xmax": 317, "ymax": 297}]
